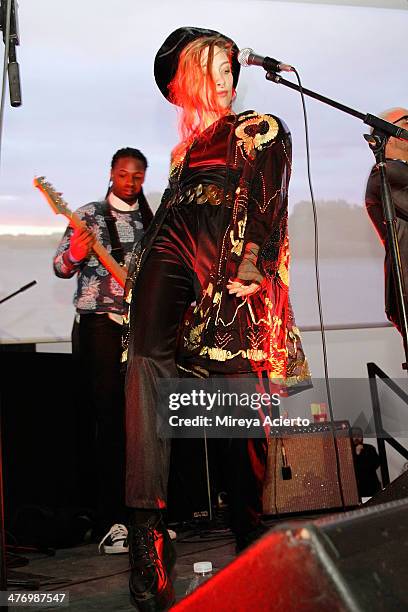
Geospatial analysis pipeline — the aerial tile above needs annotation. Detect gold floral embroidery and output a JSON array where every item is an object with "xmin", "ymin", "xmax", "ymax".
[
  {"xmin": 169, "ymin": 153, "xmax": 185, "ymax": 179},
  {"xmin": 247, "ymin": 330, "xmax": 267, "ymax": 350},
  {"xmin": 230, "ymin": 215, "xmax": 246, "ymax": 257},
  {"xmin": 277, "ymin": 237, "xmax": 290, "ymax": 287},
  {"xmin": 185, "ymin": 322, "xmax": 206, "ymax": 349},
  {"xmin": 204, "ymin": 283, "xmax": 213, "ymax": 297},
  {"xmin": 201, "ymin": 347, "xmax": 233, "ymax": 362},
  {"xmin": 246, "ymin": 349, "xmax": 268, "ymax": 361},
  {"xmin": 199, "ymin": 346, "xmax": 270, "ymax": 363},
  {"xmin": 214, "ymin": 331, "xmax": 234, "ymax": 349},
  {"xmin": 176, "ymin": 363, "xmax": 209, "ymax": 378},
  {"xmin": 235, "ymin": 113, "xmax": 279, "ymax": 160}
]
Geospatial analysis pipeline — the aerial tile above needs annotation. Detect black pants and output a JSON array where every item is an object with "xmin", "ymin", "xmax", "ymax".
[
  {"xmin": 73, "ymin": 314, "xmax": 126, "ymax": 532},
  {"xmin": 125, "ymin": 204, "xmax": 267, "ymax": 535}
]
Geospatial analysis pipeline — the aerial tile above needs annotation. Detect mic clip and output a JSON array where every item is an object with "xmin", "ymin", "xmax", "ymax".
[{"xmin": 265, "ymin": 71, "xmax": 282, "ymax": 85}]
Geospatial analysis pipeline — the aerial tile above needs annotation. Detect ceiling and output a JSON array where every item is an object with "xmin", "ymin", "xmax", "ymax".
[{"xmin": 264, "ymin": 0, "xmax": 407, "ymax": 8}]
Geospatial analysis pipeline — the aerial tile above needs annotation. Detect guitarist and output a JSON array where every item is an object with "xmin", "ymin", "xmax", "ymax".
[{"xmin": 53, "ymin": 148, "xmax": 153, "ymax": 554}]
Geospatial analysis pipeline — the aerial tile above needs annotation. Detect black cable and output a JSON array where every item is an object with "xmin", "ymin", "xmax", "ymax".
[
  {"xmin": 292, "ymin": 67, "xmax": 346, "ymax": 509},
  {"xmin": 169, "ymin": 520, "xmax": 234, "ymax": 544},
  {"xmin": 176, "ymin": 533, "xmax": 234, "ymax": 544},
  {"xmin": 292, "ymin": 68, "xmax": 333, "ymax": 414},
  {"xmin": 176, "ymin": 541, "xmax": 234, "ymax": 558}
]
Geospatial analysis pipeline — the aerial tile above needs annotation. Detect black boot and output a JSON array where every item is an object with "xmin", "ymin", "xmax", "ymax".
[{"xmin": 128, "ymin": 513, "xmax": 176, "ymax": 611}]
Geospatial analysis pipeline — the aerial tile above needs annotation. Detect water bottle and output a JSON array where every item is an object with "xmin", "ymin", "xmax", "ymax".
[{"xmin": 185, "ymin": 561, "xmax": 214, "ymax": 595}]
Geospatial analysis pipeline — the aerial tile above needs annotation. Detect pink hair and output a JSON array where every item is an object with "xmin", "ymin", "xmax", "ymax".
[{"xmin": 169, "ymin": 36, "xmax": 234, "ymax": 162}]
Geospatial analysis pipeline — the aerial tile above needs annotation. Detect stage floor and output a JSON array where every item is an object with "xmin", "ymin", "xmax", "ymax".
[
  {"xmin": 7, "ymin": 526, "xmax": 238, "ymax": 611},
  {"xmin": 7, "ymin": 508, "xmax": 353, "ymax": 611}
]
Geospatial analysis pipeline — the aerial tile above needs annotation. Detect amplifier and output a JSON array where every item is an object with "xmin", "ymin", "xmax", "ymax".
[{"xmin": 263, "ymin": 420, "xmax": 359, "ymax": 514}]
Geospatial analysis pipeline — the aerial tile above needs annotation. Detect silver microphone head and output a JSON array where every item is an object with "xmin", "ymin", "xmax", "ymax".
[{"xmin": 237, "ymin": 48, "xmax": 253, "ymax": 67}]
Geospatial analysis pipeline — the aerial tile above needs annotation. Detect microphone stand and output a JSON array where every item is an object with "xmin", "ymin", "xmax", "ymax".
[
  {"xmin": 0, "ymin": 281, "xmax": 37, "ymax": 305},
  {"xmin": 265, "ymin": 70, "xmax": 408, "ymax": 372},
  {"xmin": 0, "ymin": 0, "xmax": 21, "ymax": 107}
]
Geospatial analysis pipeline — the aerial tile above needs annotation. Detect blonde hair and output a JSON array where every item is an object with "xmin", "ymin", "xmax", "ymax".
[{"xmin": 169, "ymin": 36, "xmax": 234, "ymax": 161}]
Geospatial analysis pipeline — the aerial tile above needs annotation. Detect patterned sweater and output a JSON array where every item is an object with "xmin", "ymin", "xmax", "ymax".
[{"xmin": 53, "ymin": 199, "xmax": 145, "ymax": 315}]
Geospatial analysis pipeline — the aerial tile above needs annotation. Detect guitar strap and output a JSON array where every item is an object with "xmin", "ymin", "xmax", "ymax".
[{"xmin": 102, "ymin": 201, "xmax": 125, "ymax": 265}]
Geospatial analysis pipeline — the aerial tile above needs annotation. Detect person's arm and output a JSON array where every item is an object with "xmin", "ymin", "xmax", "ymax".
[
  {"xmin": 366, "ymin": 444, "xmax": 381, "ymax": 470},
  {"xmin": 228, "ymin": 115, "xmax": 291, "ymax": 297},
  {"xmin": 53, "ymin": 222, "xmax": 95, "ymax": 278},
  {"xmin": 366, "ymin": 161, "xmax": 408, "ymax": 224}
]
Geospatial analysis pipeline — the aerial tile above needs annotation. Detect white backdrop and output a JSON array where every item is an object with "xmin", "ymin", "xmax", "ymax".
[{"xmin": 0, "ymin": 0, "xmax": 406, "ymax": 341}]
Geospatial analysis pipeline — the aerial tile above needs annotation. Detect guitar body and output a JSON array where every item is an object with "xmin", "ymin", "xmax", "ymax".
[{"xmin": 34, "ymin": 177, "xmax": 128, "ymax": 288}]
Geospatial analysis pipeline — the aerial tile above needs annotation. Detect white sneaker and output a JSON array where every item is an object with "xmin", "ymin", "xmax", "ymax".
[
  {"xmin": 98, "ymin": 523, "xmax": 129, "ymax": 555},
  {"xmin": 167, "ymin": 528, "xmax": 177, "ymax": 541}
]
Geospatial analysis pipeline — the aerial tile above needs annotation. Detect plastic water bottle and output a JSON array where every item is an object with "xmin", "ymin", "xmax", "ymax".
[{"xmin": 185, "ymin": 561, "xmax": 214, "ymax": 595}]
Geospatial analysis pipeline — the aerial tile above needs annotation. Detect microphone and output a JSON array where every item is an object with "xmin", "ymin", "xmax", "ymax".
[
  {"xmin": 1, "ymin": 0, "xmax": 22, "ymax": 107},
  {"xmin": 238, "ymin": 48, "xmax": 294, "ymax": 73},
  {"xmin": 8, "ymin": 42, "xmax": 21, "ymax": 107}
]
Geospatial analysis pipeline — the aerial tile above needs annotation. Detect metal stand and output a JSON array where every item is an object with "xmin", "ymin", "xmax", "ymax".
[
  {"xmin": 0, "ymin": 281, "xmax": 36, "ymax": 305},
  {"xmin": 0, "ymin": 3, "xmax": 22, "ymax": 604},
  {"xmin": 367, "ymin": 362, "xmax": 408, "ymax": 486},
  {"xmin": 265, "ymin": 70, "xmax": 408, "ymax": 371}
]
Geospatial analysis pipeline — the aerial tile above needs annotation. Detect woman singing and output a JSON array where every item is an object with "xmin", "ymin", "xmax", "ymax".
[{"xmin": 124, "ymin": 27, "xmax": 309, "ymax": 610}]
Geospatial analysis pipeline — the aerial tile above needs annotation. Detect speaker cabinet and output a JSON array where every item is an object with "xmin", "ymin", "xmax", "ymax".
[
  {"xmin": 1, "ymin": 352, "xmax": 80, "ymax": 525},
  {"xmin": 263, "ymin": 421, "xmax": 359, "ymax": 515},
  {"xmin": 175, "ymin": 498, "xmax": 408, "ymax": 612}
]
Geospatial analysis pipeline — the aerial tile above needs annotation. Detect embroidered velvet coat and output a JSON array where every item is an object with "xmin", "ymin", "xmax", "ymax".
[{"xmin": 124, "ymin": 110, "xmax": 309, "ymax": 388}]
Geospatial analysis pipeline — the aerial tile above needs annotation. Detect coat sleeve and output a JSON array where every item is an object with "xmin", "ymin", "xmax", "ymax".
[
  {"xmin": 53, "ymin": 224, "xmax": 80, "ymax": 278},
  {"xmin": 235, "ymin": 114, "xmax": 292, "ymax": 284},
  {"xmin": 366, "ymin": 161, "xmax": 408, "ymax": 235},
  {"xmin": 53, "ymin": 204, "xmax": 95, "ymax": 278}
]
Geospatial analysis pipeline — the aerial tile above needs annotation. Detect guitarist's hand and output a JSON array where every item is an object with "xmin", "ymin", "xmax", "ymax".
[{"xmin": 69, "ymin": 223, "xmax": 95, "ymax": 262}]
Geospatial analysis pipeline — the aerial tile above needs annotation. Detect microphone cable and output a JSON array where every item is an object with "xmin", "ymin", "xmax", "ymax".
[{"xmin": 291, "ymin": 67, "xmax": 346, "ymax": 508}]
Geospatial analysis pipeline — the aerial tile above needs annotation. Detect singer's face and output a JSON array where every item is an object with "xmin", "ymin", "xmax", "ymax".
[
  {"xmin": 110, "ymin": 157, "xmax": 146, "ymax": 204},
  {"xmin": 387, "ymin": 108, "xmax": 408, "ymax": 155},
  {"xmin": 200, "ymin": 45, "xmax": 234, "ymax": 111}
]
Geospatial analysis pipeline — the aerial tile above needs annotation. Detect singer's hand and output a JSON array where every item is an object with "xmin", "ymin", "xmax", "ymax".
[
  {"xmin": 69, "ymin": 223, "xmax": 95, "ymax": 262},
  {"xmin": 227, "ymin": 279, "xmax": 260, "ymax": 298}
]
